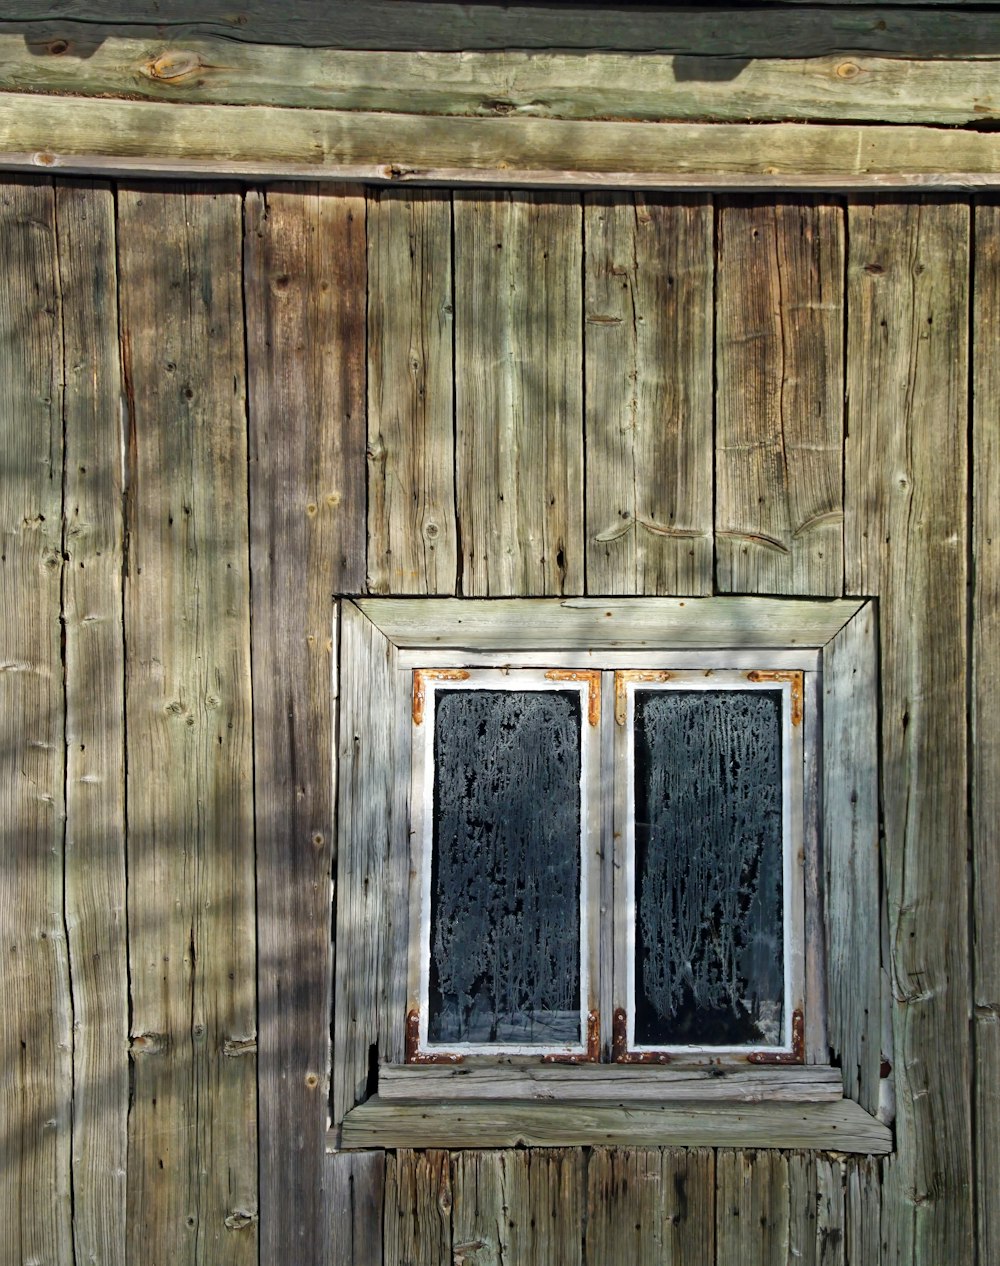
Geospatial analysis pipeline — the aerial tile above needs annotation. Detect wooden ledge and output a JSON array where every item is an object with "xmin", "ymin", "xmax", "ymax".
[
  {"xmin": 6, "ymin": 94, "xmax": 1000, "ymax": 187},
  {"xmin": 337, "ymin": 1096, "xmax": 893, "ymax": 1154}
]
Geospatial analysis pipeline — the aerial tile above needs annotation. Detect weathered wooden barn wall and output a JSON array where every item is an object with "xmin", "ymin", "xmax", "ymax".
[{"xmin": 0, "ymin": 175, "xmax": 991, "ymax": 1265}]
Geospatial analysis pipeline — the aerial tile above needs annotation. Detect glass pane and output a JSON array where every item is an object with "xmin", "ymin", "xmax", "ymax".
[
  {"xmin": 633, "ymin": 689, "xmax": 784, "ymax": 1047},
  {"xmin": 428, "ymin": 688, "xmax": 582, "ymax": 1046}
]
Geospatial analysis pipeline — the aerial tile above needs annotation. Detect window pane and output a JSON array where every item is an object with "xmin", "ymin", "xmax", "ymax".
[
  {"xmin": 429, "ymin": 688, "xmax": 582, "ymax": 1046},
  {"xmin": 633, "ymin": 689, "xmax": 784, "ymax": 1047}
]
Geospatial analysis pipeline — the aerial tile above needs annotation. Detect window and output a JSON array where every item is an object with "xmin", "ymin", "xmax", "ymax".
[
  {"xmin": 406, "ymin": 666, "xmax": 806, "ymax": 1067},
  {"xmin": 331, "ymin": 598, "xmax": 891, "ymax": 1155}
]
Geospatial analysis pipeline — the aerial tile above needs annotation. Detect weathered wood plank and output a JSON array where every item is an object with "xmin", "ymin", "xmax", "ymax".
[
  {"xmin": 17, "ymin": 37, "xmax": 1000, "ymax": 127},
  {"xmin": 845, "ymin": 197, "xmax": 972, "ymax": 1263},
  {"xmin": 10, "ymin": 7, "xmax": 1000, "ymax": 55},
  {"xmin": 356, "ymin": 596, "xmax": 863, "ymax": 650},
  {"xmin": 325, "ymin": 1150, "xmax": 385, "ymax": 1266},
  {"xmin": 584, "ymin": 194, "xmax": 713, "ymax": 596},
  {"xmin": 454, "ymin": 191, "xmax": 583, "ymax": 596},
  {"xmin": 383, "ymin": 1150, "xmax": 451, "ymax": 1266},
  {"xmin": 367, "ymin": 189, "xmax": 455, "ymax": 595},
  {"xmin": 333, "ymin": 602, "xmax": 405, "ymax": 1125},
  {"xmin": 119, "ymin": 184, "xmax": 256, "ymax": 1265},
  {"xmin": 57, "ymin": 179, "xmax": 128, "ymax": 1266},
  {"xmin": 341, "ymin": 1098, "xmax": 892, "ymax": 1153},
  {"xmin": 379, "ymin": 1063, "xmax": 842, "ymax": 1103},
  {"xmin": 822, "ymin": 605, "xmax": 882, "ymax": 1114},
  {"xmin": 0, "ymin": 176, "xmax": 72, "ymax": 1266},
  {"xmin": 716, "ymin": 199, "xmax": 844, "ymax": 594},
  {"xmin": 586, "ymin": 1148, "xmax": 714, "ymax": 1266},
  {"xmin": 788, "ymin": 1153, "xmax": 848, "ymax": 1266},
  {"xmin": 244, "ymin": 185, "xmax": 365, "ymax": 1264},
  {"xmin": 973, "ymin": 198, "xmax": 1000, "ymax": 1266},
  {"xmin": 845, "ymin": 1156, "xmax": 882, "ymax": 1266},
  {"xmin": 717, "ymin": 1151, "xmax": 790, "ymax": 1266},
  {"xmin": 14, "ymin": 98, "xmax": 1000, "ymax": 187}
]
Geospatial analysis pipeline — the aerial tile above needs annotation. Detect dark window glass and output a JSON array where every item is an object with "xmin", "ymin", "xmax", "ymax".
[
  {"xmin": 428, "ymin": 689, "xmax": 582, "ymax": 1046},
  {"xmin": 633, "ymin": 689, "xmax": 784, "ymax": 1047}
]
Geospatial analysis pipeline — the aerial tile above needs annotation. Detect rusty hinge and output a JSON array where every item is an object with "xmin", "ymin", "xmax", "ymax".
[
  {"xmin": 544, "ymin": 670, "xmax": 601, "ymax": 726},
  {"xmin": 746, "ymin": 670, "xmax": 804, "ymax": 727},
  {"xmin": 541, "ymin": 1010, "xmax": 600, "ymax": 1064},
  {"xmin": 611, "ymin": 1007, "xmax": 672, "ymax": 1064},
  {"xmin": 404, "ymin": 1008, "xmax": 463, "ymax": 1064},
  {"xmin": 412, "ymin": 669, "xmax": 471, "ymax": 726},
  {"xmin": 746, "ymin": 1008, "xmax": 805, "ymax": 1065},
  {"xmin": 614, "ymin": 670, "xmax": 674, "ymax": 725}
]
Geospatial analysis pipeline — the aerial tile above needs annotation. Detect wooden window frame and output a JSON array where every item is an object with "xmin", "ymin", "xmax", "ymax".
[{"xmin": 330, "ymin": 597, "xmax": 892, "ymax": 1155}]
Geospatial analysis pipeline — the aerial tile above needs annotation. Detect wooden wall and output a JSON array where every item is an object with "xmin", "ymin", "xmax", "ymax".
[{"xmin": 0, "ymin": 176, "xmax": 992, "ymax": 1265}]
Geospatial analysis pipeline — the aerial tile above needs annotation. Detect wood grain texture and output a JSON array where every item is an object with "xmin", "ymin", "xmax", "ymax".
[
  {"xmin": 716, "ymin": 199, "xmax": 844, "ymax": 594},
  {"xmin": 584, "ymin": 195, "xmax": 713, "ymax": 596},
  {"xmin": 717, "ymin": 1151, "xmax": 790, "ymax": 1266},
  {"xmin": 367, "ymin": 189, "xmax": 455, "ymax": 594},
  {"xmin": 341, "ymin": 1098, "xmax": 892, "ymax": 1153},
  {"xmin": 12, "ymin": 6, "xmax": 1000, "ymax": 54},
  {"xmin": 845, "ymin": 197, "xmax": 972, "ymax": 1264},
  {"xmin": 455, "ymin": 191, "xmax": 583, "ymax": 596},
  {"xmin": 383, "ymin": 1150, "xmax": 452, "ymax": 1266},
  {"xmin": 452, "ymin": 1149, "xmax": 583, "ymax": 1266},
  {"xmin": 379, "ymin": 1063, "xmax": 843, "ymax": 1103},
  {"xmin": 845, "ymin": 1156, "xmax": 882, "ymax": 1266},
  {"xmin": 586, "ymin": 1148, "xmax": 714, "ymax": 1266},
  {"xmin": 57, "ymin": 179, "xmax": 128, "ymax": 1266},
  {"xmin": 973, "ymin": 198, "xmax": 1000, "ymax": 1266},
  {"xmin": 333, "ymin": 602, "xmax": 406, "ymax": 1125},
  {"xmin": 0, "ymin": 176, "xmax": 73, "ymax": 1266},
  {"xmin": 119, "ymin": 184, "xmax": 257, "ymax": 1265},
  {"xmin": 15, "ymin": 96, "xmax": 1000, "ymax": 187},
  {"xmin": 325, "ymin": 1150, "xmax": 385, "ymax": 1266},
  {"xmin": 822, "ymin": 605, "xmax": 882, "ymax": 1114},
  {"xmin": 356, "ymin": 596, "xmax": 863, "ymax": 650},
  {"xmin": 244, "ymin": 185, "xmax": 365, "ymax": 1263},
  {"xmin": 23, "ymin": 37, "xmax": 1000, "ymax": 126}
]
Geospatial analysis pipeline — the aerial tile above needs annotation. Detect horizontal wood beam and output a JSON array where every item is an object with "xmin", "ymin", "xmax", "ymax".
[
  {"xmin": 339, "ymin": 1097, "xmax": 894, "ymax": 1153},
  {"xmin": 6, "ymin": 38, "xmax": 1000, "ymax": 127},
  {"xmin": 3, "ymin": 92, "xmax": 1000, "ymax": 187},
  {"xmin": 6, "ymin": 7, "xmax": 1000, "ymax": 54}
]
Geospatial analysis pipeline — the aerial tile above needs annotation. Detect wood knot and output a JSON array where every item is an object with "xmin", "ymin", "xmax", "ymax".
[
  {"xmin": 836, "ymin": 61, "xmax": 861, "ymax": 79},
  {"xmin": 142, "ymin": 50, "xmax": 204, "ymax": 83}
]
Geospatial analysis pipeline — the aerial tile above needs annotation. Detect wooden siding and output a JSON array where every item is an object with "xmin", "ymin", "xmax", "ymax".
[{"xmin": 0, "ymin": 178, "xmax": 991, "ymax": 1266}]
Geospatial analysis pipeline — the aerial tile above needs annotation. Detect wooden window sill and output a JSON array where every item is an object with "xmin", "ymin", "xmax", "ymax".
[{"xmin": 333, "ymin": 1096, "xmax": 892, "ymax": 1154}]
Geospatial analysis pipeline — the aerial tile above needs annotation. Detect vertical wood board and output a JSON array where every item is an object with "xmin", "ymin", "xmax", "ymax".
[
  {"xmin": 0, "ymin": 176, "xmax": 73, "ymax": 1266},
  {"xmin": 716, "ymin": 1150, "xmax": 790, "ymax": 1266},
  {"xmin": 585, "ymin": 1147, "xmax": 714, "ymax": 1266},
  {"xmin": 333, "ymin": 602, "xmax": 401, "ymax": 1124},
  {"xmin": 845, "ymin": 196, "xmax": 972, "ymax": 1264},
  {"xmin": 325, "ymin": 1149, "xmax": 386, "ymax": 1266},
  {"xmin": 583, "ymin": 194, "xmax": 714, "ymax": 596},
  {"xmin": 57, "ymin": 179, "xmax": 129, "ymax": 1266},
  {"xmin": 367, "ymin": 189, "xmax": 456, "ymax": 595},
  {"xmin": 244, "ymin": 184, "xmax": 366, "ymax": 1263},
  {"xmin": 119, "ymin": 184, "xmax": 257, "ymax": 1266},
  {"xmin": 455, "ymin": 191, "xmax": 584, "ymax": 597},
  {"xmin": 383, "ymin": 1150, "xmax": 452, "ymax": 1266},
  {"xmin": 716, "ymin": 199, "xmax": 844, "ymax": 595},
  {"xmin": 822, "ymin": 605, "xmax": 882, "ymax": 1114},
  {"xmin": 972, "ymin": 198, "xmax": 1000, "ymax": 1266}
]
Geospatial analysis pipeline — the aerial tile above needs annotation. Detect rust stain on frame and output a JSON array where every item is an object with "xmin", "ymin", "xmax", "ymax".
[
  {"xmin": 412, "ymin": 668, "xmax": 471, "ymax": 726},
  {"xmin": 614, "ymin": 670, "xmax": 674, "ymax": 726},
  {"xmin": 544, "ymin": 669, "xmax": 601, "ymax": 725},
  {"xmin": 746, "ymin": 669, "xmax": 804, "ymax": 726}
]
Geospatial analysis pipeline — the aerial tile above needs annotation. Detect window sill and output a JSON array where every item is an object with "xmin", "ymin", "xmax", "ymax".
[{"xmin": 334, "ymin": 1096, "xmax": 892, "ymax": 1154}]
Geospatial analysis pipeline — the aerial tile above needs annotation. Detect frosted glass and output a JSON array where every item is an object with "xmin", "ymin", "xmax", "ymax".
[
  {"xmin": 633, "ymin": 689, "xmax": 784, "ymax": 1047},
  {"xmin": 428, "ymin": 689, "xmax": 582, "ymax": 1046}
]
